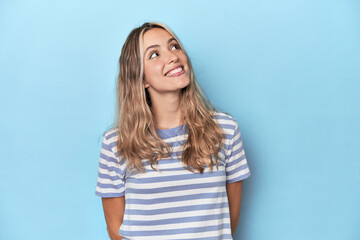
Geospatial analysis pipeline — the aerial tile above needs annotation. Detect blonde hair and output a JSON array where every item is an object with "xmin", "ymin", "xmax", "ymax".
[{"xmin": 112, "ymin": 22, "xmax": 224, "ymax": 174}]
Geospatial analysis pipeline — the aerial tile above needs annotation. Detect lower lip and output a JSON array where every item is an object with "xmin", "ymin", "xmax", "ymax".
[{"xmin": 166, "ymin": 69, "xmax": 185, "ymax": 77}]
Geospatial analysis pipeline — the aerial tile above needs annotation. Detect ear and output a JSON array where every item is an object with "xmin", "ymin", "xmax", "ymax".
[{"xmin": 143, "ymin": 79, "xmax": 150, "ymax": 88}]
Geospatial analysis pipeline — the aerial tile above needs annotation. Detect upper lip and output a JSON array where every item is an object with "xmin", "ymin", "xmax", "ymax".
[{"xmin": 164, "ymin": 65, "xmax": 183, "ymax": 76}]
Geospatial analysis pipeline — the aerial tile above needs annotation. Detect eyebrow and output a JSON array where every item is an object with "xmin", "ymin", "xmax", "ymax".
[{"xmin": 144, "ymin": 37, "xmax": 177, "ymax": 55}]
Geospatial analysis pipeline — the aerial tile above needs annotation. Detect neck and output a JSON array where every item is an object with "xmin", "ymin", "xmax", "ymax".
[{"xmin": 149, "ymin": 90, "xmax": 183, "ymax": 129}]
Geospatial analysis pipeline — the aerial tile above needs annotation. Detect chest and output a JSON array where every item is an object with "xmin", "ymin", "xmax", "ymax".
[{"xmin": 124, "ymin": 155, "xmax": 227, "ymax": 197}]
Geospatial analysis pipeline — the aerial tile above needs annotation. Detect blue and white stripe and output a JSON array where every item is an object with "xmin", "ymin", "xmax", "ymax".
[{"xmin": 95, "ymin": 111, "xmax": 251, "ymax": 239}]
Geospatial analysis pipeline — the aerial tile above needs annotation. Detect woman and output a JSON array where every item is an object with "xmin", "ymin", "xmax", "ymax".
[{"xmin": 95, "ymin": 22, "xmax": 251, "ymax": 240}]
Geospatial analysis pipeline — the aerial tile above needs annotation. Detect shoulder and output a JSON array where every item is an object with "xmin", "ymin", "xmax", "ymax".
[
  {"xmin": 101, "ymin": 127, "xmax": 120, "ymax": 154},
  {"xmin": 212, "ymin": 110, "xmax": 239, "ymax": 134},
  {"xmin": 100, "ymin": 127, "xmax": 128, "ymax": 167},
  {"xmin": 103, "ymin": 127, "xmax": 119, "ymax": 142}
]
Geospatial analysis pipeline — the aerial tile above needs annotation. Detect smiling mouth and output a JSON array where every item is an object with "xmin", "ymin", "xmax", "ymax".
[{"xmin": 165, "ymin": 66, "xmax": 184, "ymax": 77}]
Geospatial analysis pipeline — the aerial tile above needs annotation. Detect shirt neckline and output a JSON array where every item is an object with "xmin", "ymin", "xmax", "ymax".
[{"xmin": 156, "ymin": 123, "xmax": 187, "ymax": 138}]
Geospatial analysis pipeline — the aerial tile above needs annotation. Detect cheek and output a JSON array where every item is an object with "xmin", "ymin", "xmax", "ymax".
[
  {"xmin": 145, "ymin": 62, "xmax": 163, "ymax": 81},
  {"xmin": 180, "ymin": 54, "xmax": 189, "ymax": 68},
  {"xmin": 154, "ymin": 63, "xmax": 164, "ymax": 74}
]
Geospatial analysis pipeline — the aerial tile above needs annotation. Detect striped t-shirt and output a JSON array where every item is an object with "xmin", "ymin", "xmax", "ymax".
[{"xmin": 95, "ymin": 111, "xmax": 251, "ymax": 239}]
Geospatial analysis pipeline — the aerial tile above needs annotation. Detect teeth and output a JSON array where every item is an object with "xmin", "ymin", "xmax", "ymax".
[{"xmin": 166, "ymin": 67, "xmax": 182, "ymax": 76}]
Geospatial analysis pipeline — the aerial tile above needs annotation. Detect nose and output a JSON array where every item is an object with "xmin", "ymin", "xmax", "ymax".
[{"xmin": 167, "ymin": 51, "xmax": 179, "ymax": 64}]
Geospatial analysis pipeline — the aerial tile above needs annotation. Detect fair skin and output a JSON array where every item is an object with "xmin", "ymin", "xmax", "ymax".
[
  {"xmin": 102, "ymin": 27, "xmax": 244, "ymax": 239},
  {"xmin": 142, "ymin": 27, "xmax": 190, "ymax": 129},
  {"xmin": 102, "ymin": 197, "xmax": 125, "ymax": 240},
  {"xmin": 226, "ymin": 180, "xmax": 244, "ymax": 236}
]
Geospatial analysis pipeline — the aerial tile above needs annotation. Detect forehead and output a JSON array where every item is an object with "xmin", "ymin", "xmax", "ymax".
[{"xmin": 142, "ymin": 28, "xmax": 174, "ymax": 48}]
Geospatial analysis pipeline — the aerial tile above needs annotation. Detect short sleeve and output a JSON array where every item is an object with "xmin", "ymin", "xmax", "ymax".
[
  {"xmin": 95, "ymin": 132, "xmax": 126, "ymax": 198},
  {"xmin": 225, "ymin": 120, "xmax": 251, "ymax": 184}
]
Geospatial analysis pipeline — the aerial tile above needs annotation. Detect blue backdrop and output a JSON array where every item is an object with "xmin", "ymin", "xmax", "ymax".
[{"xmin": 0, "ymin": 0, "xmax": 359, "ymax": 239}]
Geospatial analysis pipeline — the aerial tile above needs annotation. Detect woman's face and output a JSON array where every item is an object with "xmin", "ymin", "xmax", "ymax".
[{"xmin": 142, "ymin": 28, "xmax": 190, "ymax": 94}]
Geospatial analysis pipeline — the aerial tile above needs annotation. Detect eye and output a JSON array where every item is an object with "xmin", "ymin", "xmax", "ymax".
[
  {"xmin": 149, "ymin": 52, "xmax": 158, "ymax": 59},
  {"xmin": 171, "ymin": 43, "xmax": 180, "ymax": 50}
]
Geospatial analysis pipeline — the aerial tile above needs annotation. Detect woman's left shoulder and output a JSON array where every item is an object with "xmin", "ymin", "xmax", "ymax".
[{"xmin": 212, "ymin": 110, "xmax": 239, "ymax": 131}]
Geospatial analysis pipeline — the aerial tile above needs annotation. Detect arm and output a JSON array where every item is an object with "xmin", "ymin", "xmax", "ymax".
[
  {"xmin": 226, "ymin": 180, "xmax": 243, "ymax": 236},
  {"xmin": 102, "ymin": 196, "xmax": 125, "ymax": 240}
]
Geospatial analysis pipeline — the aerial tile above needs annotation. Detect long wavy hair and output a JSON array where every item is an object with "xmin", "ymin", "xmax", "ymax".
[{"xmin": 113, "ymin": 22, "xmax": 224, "ymax": 174}]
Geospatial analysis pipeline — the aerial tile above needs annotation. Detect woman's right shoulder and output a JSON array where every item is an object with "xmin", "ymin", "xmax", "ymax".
[
  {"xmin": 100, "ymin": 127, "xmax": 125, "ymax": 164},
  {"xmin": 102, "ymin": 127, "xmax": 119, "ymax": 143}
]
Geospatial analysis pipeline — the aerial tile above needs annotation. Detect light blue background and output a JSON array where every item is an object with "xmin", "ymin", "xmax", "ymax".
[{"xmin": 0, "ymin": 0, "xmax": 359, "ymax": 239}]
